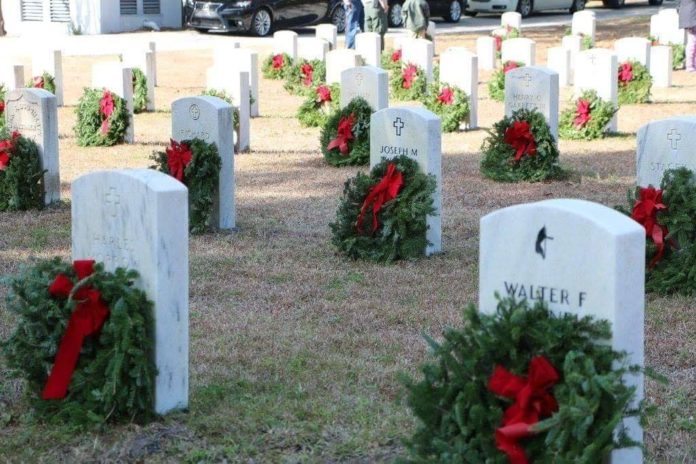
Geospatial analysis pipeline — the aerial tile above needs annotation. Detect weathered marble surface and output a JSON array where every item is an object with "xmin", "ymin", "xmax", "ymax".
[
  {"xmin": 636, "ymin": 116, "xmax": 696, "ymax": 187},
  {"xmin": 505, "ymin": 66, "xmax": 559, "ymax": 140}
]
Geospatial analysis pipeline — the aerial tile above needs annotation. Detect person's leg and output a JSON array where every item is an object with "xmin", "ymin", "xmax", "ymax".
[
  {"xmin": 687, "ymin": 27, "xmax": 696, "ymax": 72},
  {"xmin": 377, "ymin": 9, "xmax": 388, "ymax": 51}
]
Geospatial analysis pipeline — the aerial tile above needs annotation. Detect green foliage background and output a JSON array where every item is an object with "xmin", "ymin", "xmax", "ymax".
[
  {"xmin": 283, "ymin": 59, "xmax": 326, "ymax": 97},
  {"xmin": 132, "ymin": 68, "xmax": 149, "ymax": 114},
  {"xmin": 74, "ymin": 88, "xmax": 129, "ymax": 147},
  {"xmin": 262, "ymin": 53, "xmax": 293, "ymax": 80},
  {"xmin": 559, "ymin": 90, "xmax": 617, "ymax": 141},
  {"xmin": 320, "ymin": 97, "xmax": 372, "ymax": 167},
  {"xmin": 422, "ymin": 83, "xmax": 470, "ymax": 133},
  {"xmin": 390, "ymin": 64, "xmax": 427, "ymax": 102},
  {"xmin": 27, "ymin": 72, "xmax": 56, "ymax": 95},
  {"xmin": 618, "ymin": 61, "xmax": 652, "ymax": 105},
  {"xmin": 487, "ymin": 62, "xmax": 523, "ymax": 103},
  {"xmin": 297, "ymin": 84, "xmax": 341, "ymax": 128},
  {"xmin": 0, "ymin": 131, "xmax": 45, "ymax": 211}
]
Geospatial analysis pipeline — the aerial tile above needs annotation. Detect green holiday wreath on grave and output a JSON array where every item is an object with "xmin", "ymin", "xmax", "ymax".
[
  {"xmin": 262, "ymin": 53, "xmax": 293, "ymax": 80},
  {"xmin": 27, "ymin": 72, "xmax": 57, "ymax": 95},
  {"xmin": 617, "ymin": 168, "xmax": 696, "ymax": 295},
  {"xmin": 132, "ymin": 68, "xmax": 149, "ymax": 114},
  {"xmin": 151, "ymin": 138, "xmax": 221, "ymax": 234},
  {"xmin": 381, "ymin": 48, "xmax": 402, "ymax": 72},
  {"xmin": 401, "ymin": 296, "xmax": 643, "ymax": 463},
  {"xmin": 200, "ymin": 89, "xmax": 242, "ymax": 152},
  {"xmin": 480, "ymin": 108, "xmax": 564, "ymax": 182},
  {"xmin": 390, "ymin": 63, "xmax": 427, "ymax": 101},
  {"xmin": 558, "ymin": 90, "xmax": 617, "ymax": 141},
  {"xmin": 422, "ymin": 83, "xmax": 470, "ymax": 133},
  {"xmin": 0, "ymin": 130, "xmax": 45, "ymax": 212},
  {"xmin": 74, "ymin": 88, "xmax": 130, "ymax": 147},
  {"xmin": 297, "ymin": 84, "xmax": 340, "ymax": 128},
  {"xmin": 283, "ymin": 59, "xmax": 326, "ymax": 97},
  {"xmin": 1, "ymin": 258, "xmax": 157, "ymax": 426},
  {"xmin": 488, "ymin": 61, "xmax": 524, "ymax": 103},
  {"xmin": 320, "ymin": 97, "xmax": 372, "ymax": 167},
  {"xmin": 330, "ymin": 155, "xmax": 436, "ymax": 262},
  {"xmin": 491, "ymin": 25, "xmax": 521, "ymax": 59},
  {"xmin": 617, "ymin": 60, "xmax": 652, "ymax": 105}
]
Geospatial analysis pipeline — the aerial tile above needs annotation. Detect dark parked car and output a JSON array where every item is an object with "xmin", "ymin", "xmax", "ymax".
[
  {"xmin": 387, "ymin": 0, "xmax": 465, "ymax": 27},
  {"xmin": 187, "ymin": 0, "xmax": 346, "ymax": 36}
]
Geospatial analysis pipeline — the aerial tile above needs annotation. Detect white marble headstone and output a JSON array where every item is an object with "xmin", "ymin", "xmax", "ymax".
[
  {"xmin": 172, "ymin": 96, "xmax": 235, "ymax": 229},
  {"xmin": 427, "ymin": 21, "xmax": 436, "ymax": 47},
  {"xmin": 501, "ymin": 12, "xmax": 522, "ymax": 30},
  {"xmin": 571, "ymin": 11, "xmax": 596, "ymax": 42},
  {"xmin": 147, "ymin": 41, "xmax": 158, "ymax": 86},
  {"xmin": 32, "ymin": 49, "xmax": 64, "ymax": 107},
  {"xmin": 649, "ymin": 45, "xmax": 672, "ymax": 88},
  {"xmin": 501, "ymin": 38, "xmax": 536, "ymax": 66},
  {"xmin": 652, "ymin": 9, "xmax": 685, "ymax": 45},
  {"xmin": 326, "ymin": 49, "xmax": 361, "ymax": 84},
  {"xmin": 72, "ymin": 169, "xmax": 189, "ymax": 415},
  {"xmin": 440, "ymin": 47, "xmax": 478, "ymax": 129},
  {"xmin": 574, "ymin": 49, "xmax": 618, "ymax": 132},
  {"xmin": 356, "ymin": 32, "xmax": 382, "ymax": 67},
  {"xmin": 340, "ymin": 66, "xmax": 388, "ymax": 111},
  {"xmin": 401, "ymin": 38, "xmax": 434, "ymax": 82},
  {"xmin": 636, "ymin": 117, "xmax": 696, "ymax": 188},
  {"xmin": 370, "ymin": 107, "xmax": 442, "ymax": 255},
  {"xmin": 0, "ymin": 64, "xmax": 24, "ymax": 91},
  {"xmin": 298, "ymin": 38, "xmax": 330, "ymax": 62},
  {"xmin": 614, "ymin": 37, "xmax": 651, "ymax": 68},
  {"xmin": 479, "ymin": 199, "xmax": 645, "ymax": 464},
  {"xmin": 213, "ymin": 48, "xmax": 259, "ymax": 118},
  {"xmin": 4, "ymin": 88, "xmax": 60, "ymax": 205},
  {"xmin": 206, "ymin": 68, "xmax": 250, "ymax": 153},
  {"xmin": 562, "ymin": 34, "xmax": 583, "ymax": 84},
  {"xmin": 122, "ymin": 50, "xmax": 156, "ymax": 112},
  {"xmin": 91, "ymin": 62, "xmax": 135, "ymax": 143},
  {"xmin": 547, "ymin": 47, "xmax": 571, "ymax": 87},
  {"xmin": 505, "ymin": 66, "xmax": 559, "ymax": 140},
  {"xmin": 273, "ymin": 30, "xmax": 298, "ymax": 60},
  {"xmin": 476, "ymin": 36, "xmax": 497, "ymax": 70},
  {"xmin": 316, "ymin": 24, "xmax": 338, "ymax": 50}
]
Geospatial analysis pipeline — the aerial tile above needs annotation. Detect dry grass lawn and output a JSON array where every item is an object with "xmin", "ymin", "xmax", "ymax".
[{"xmin": 1, "ymin": 15, "xmax": 695, "ymax": 463}]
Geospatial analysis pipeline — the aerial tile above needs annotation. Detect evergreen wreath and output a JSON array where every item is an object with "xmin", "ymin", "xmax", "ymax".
[
  {"xmin": 558, "ymin": 90, "xmax": 617, "ymax": 140},
  {"xmin": 1, "ymin": 258, "xmax": 157, "ymax": 426},
  {"xmin": 422, "ymin": 82, "xmax": 470, "ymax": 133},
  {"xmin": 488, "ymin": 61, "xmax": 523, "ymax": 102},
  {"xmin": 0, "ymin": 130, "xmax": 45, "ymax": 211},
  {"xmin": 381, "ymin": 48, "xmax": 402, "ymax": 72},
  {"xmin": 132, "ymin": 68, "xmax": 149, "ymax": 114},
  {"xmin": 200, "ymin": 89, "xmax": 242, "ymax": 153},
  {"xmin": 283, "ymin": 59, "xmax": 326, "ymax": 97},
  {"xmin": 330, "ymin": 155, "xmax": 436, "ymax": 262},
  {"xmin": 617, "ymin": 61, "xmax": 652, "ymax": 105},
  {"xmin": 151, "ymin": 138, "xmax": 221, "ymax": 234},
  {"xmin": 564, "ymin": 29, "xmax": 594, "ymax": 50},
  {"xmin": 401, "ymin": 297, "xmax": 643, "ymax": 463},
  {"xmin": 262, "ymin": 53, "xmax": 293, "ymax": 80},
  {"xmin": 480, "ymin": 108, "xmax": 563, "ymax": 182},
  {"xmin": 320, "ymin": 97, "xmax": 372, "ymax": 167},
  {"xmin": 390, "ymin": 63, "xmax": 427, "ymax": 101},
  {"xmin": 74, "ymin": 88, "xmax": 129, "ymax": 147},
  {"xmin": 27, "ymin": 72, "xmax": 57, "ymax": 95},
  {"xmin": 297, "ymin": 84, "xmax": 341, "ymax": 128},
  {"xmin": 617, "ymin": 168, "xmax": 696, "ymax": 295}
]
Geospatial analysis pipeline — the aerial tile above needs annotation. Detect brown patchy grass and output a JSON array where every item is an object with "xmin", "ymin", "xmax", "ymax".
[{"xmin": 1, "ymin": 16, "xmax": 695, "ymax": 463}]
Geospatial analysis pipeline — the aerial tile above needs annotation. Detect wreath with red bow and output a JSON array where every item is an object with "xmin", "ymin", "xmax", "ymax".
[
  {"xmin": 390, "ymin": 63, "xmax": 427, "ymax": 101},
  {"xmin": 381, "ymin": 48, "xmax": 403, "ymax": 72},
  {"xmin": 283, "ymin": 59, "xmax": 327, "ymax": 97},
  {"xmin": 1, "ymin": 258, "xmax": 157, "ymax": 426},
  {"xmin": 26, "ymin": 72, "xmax": 57, "ymax": 95},
  {"xmin": 151, "ymin": 138, "xmax": 221, "ymax": 234},
  {"xmin": 617, "ymin": 60, "xmax": 652, "ymax": 105},
  {"xmin": 402, "ymin": 297, "xmax": 644, "ymax": 463},
  {"xmin": 0, "ymin": 129, "xmax": 45, "ymax": 211},
  {"xmin": 297, "ymin": 83, "xmax": 341, "ymax": 128},
  {"xmin": 422, "ymin": 82, "xmax": 470, "ymax": 133},
  {"xmin": 330, "ymin": 155, "xmax": 436, "ymax": 262},
  {"xmin": 488, "ymin": 60, "xmax": 524, "ymax": 102},
  {"xmin": 481, "ymin": 108, "xmax": 563, "ymax": 182},
  {"xmin": 559, "ymin": 90, "xmax": 617, "ymax": 141},
  {"xmin": 262, "ymin": 53, "xmax": 293, "ymax": 80},
  {"xmin": 320, "ymin": 97, "xmax": 372, "ymax": 167},
  {"xmin": 618, "ymin": 167, "xmax": 696, "ymax": 294},
  {"xmin": 74, "ymin": 88, "xmax": 129, "ymax": 147}
]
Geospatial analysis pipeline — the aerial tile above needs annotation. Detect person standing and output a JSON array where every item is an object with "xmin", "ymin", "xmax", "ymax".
[
  {"xmin": 402, "ymin": 0, "xmax": 430, "ymax": 39},
  {"xmin": 363, "ymin": 0, "xmax": 389, "ymax": 50},
  {"xmin": 680, "ymin": 0, "xmax": 696, "ymax": 71},
  {"xmin": 344, "ymin": 0, "xmax": 364, "ymax": 49}
]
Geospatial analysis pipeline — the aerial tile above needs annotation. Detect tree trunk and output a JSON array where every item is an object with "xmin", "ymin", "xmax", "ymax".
[{"xmin": 0, "ymin": 0, "xmax": 6, "ymax": 36}]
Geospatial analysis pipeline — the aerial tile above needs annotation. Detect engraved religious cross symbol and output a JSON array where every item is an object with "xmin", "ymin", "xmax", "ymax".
[
  {"xmin": 355, "ymin": 72, "xmax": 364, "ymax": 87},
  {"xmin": 393, "ymin": 117, "xmax": 405, "ymax": 136},
  {"xmin": 521, "ymin": 73, "xmax": 532, "ymax": 87},
  {"xmin": 589, "ymin": 54, "xmax": 597, "ymax": 66},
  {"xmin": 667, "ymin": 129, "xmax": 681, "ymax": 150},
  {"xmin": 104, "ymin": 188, "xmax": 121, "ymax": 218}
]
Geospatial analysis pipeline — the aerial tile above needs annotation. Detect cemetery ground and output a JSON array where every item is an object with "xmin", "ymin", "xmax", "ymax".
[{"xmin": 1, "ymin": 15, "xmax": 695, "ymax": 463}]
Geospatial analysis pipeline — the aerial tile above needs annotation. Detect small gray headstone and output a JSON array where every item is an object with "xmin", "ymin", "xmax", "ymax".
[
  {"xmin": 636, "ymin": 116, "xmax": 696, "ymax": 187},
  {"xmin": 505, "ymin": 66, "xmax": 559, "ymax": 140},
  {"xmin": 340, "ymin": 66, "xmax": 388, "ymax": 111}
]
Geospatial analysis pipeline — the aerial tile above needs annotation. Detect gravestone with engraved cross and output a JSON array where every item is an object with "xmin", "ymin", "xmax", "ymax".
[
  {"xmin": 72, "ymin": 169, "xmax": 189, "ymax": 415},
  {"xmin": 505, "ymin": 66, "xmax": 559, "ymax": 140},
  {"xmin": 172, "ymin": 96, "xmax": 235, "ymax": 230},
  {"xmin": 636, "ymin": 117, "xmax": 696, "ymax": 187},
  {"xmin": 574, "ymin": 48, "xmax": 618, "ymax": 132},
  {"xmin": 480, "ymin": 198, "xmax": 645, "ymax": 464},
  {"xmin": 370, "ymin": 107, "xmax": 442, "ymax": 255},
  {"xmin": 4, "ymin": 88, "xmax": 60, "ymax": 205},
  {"xmin": 340, "ymin": 66, "xmax": 388, "ymax": 111},
  {"xmin": 91, "ymin": 62, "xmax": 135, "ymax": 143}
]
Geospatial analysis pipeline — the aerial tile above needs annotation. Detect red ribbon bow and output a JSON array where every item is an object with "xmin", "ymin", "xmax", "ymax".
[
  {"xmin": 503, "ymin": 61, "xmax": 519, "ymax": 74},
  {"xmin": 43, "ymin": 260, "xmax": 110, "ymax": 400},
  {"xmin": 632, "ymin": 186, "xmax": 669, "ymax": 268},
  {"xmin": 0, "ymin": 100, "xmax": 5, "ymax": 115},
  {"xmin": 301, "ymin": 63, "xmax": 314, "ymax": 86},
  {"xmin": 327, "ymin": 113, "xmax": 356, "ymax": 155},
  {"xmin": 99, "ymin": 90, "xmax": 115, "ymax": 135},
  {"xmin": 402, "ymin": 64, "xmax": 418, "ymax": 89},
  {"xmin": 437, "ymin": 87, "xmax": 454, "ymax": 105},
  {"xmin": 504, "ymin": 121, "xmax": 537, "ymax": 161},
  {"xmin": 272, "ymin": 54, "xmax": 285, "ymax": 70},
  {"xmin": 618, "ymin": 62, "xmax": 633, "ymax": 84},
  {"xmin": 357, "ymin": 163, "xmax": 404, "ymax": 234},
  {"xmin": 33, "ymin": 76, "xmax": 45, "ymax": 89},
  {"xmin": 573, "ymin": 98, "xmax": 592, "ymax": 128},
  {"xmin": 0, "ymin": 131, "xmax": 20, "ymax": 171},
  {"xmin": 316, "ymin": 85, "xmax": 332, "ymax": 103},
  {"xmin": 166, "ymin": 139, "xmax": 193, "ymax": 182},
  {"xmin": 391, "ymin": 49, "xmax": 402, "ymax": 62},
  {"xmin": 495, "ymin": 35, "xmax": 503, "ymax": 52},
  {"xmin": 488, "ymin": 356, "xmax": 560, "ymax": 464}
]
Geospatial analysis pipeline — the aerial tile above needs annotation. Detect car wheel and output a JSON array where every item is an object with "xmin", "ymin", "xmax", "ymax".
[
  {"xmin": 602, "ymin": 0, "xmax": 625, "ymax": 8},
  {"xmin": 648, "ymin": 0, "xmax": 663, "ymax": 5},
  {"xmin": 465, "ymin": 10, "xmax": 478, "ymax": 16},
  {"xmin": 196, "ymin": 29, "xmax": 210, "ymax": 34},
  {"xmin": 516, "ymin": 0, "xmax": 533, "ymax": 18},
  {"xmin": 444, "ymin": 1, "xmax": 463, "ymax": 22},
  {"xmin": 331, "ymin": 5, "xmax": 346, "ymax": 33},
  {"xmin": 250, "ymin": 8, "xmax": 272, "ymax": 36},
  {"xmin": 389, "ymin": 2, "xmax": 403, "ymax": 27},
  {"xmin": 570, "ymin": 0, "xmax": 585, "ymax": 13}
]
